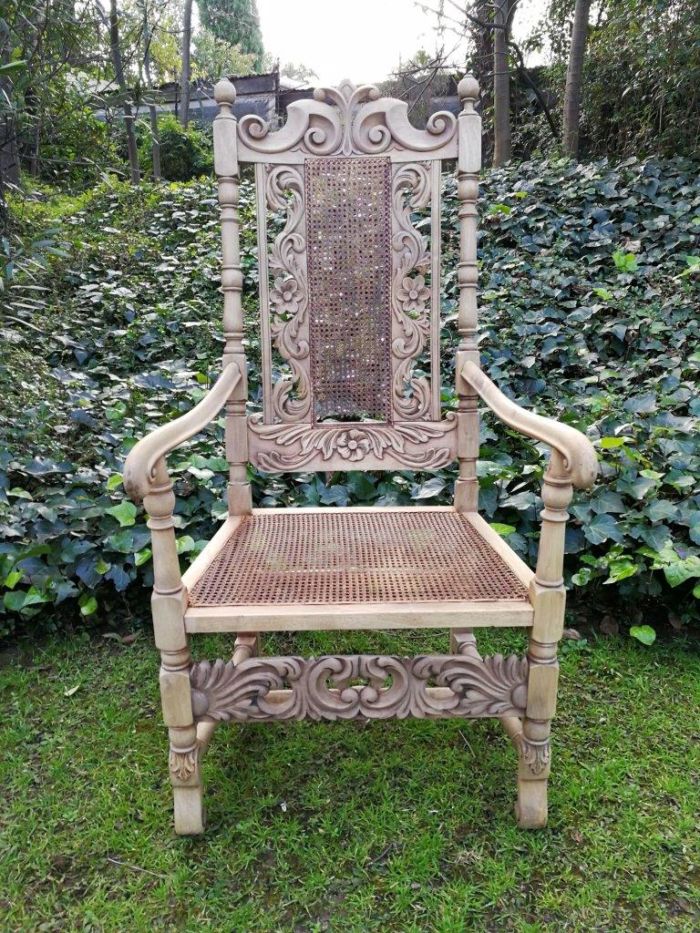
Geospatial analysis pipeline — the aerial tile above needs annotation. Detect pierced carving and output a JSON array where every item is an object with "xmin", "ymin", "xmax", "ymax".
[
  {"xmin": 516, "ymin": 736, "xmax": 551, "ymax": 776},
  {"xmin": 391, "ymin": 163, "xmax": 432, "ymax": 419},
  {"xmin": 266, "ymin": 165, "xmax": 311, "ymax": 422},
  {"xmin": 238, "ymin": 80, "xmax": 457, "ymax": 160},
  {"xmin": 247, "ymin": 414, "xmax": 456, "ymax": 472},
  {"xmin": 190, "ymin": 653, "xmax": 529, "ymax": 724},
  {"xmin": 169, "ymin": 746, "xmax": 198, "ymax": 783}
]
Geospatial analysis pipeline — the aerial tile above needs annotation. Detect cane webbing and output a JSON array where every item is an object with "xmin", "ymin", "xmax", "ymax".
[
  {"xmin": 305, "ymin": 157, "xmax": 392, "ymax": 421},
  {"xmin": 188, "ymin": 510, "xmax": 529, "ymax": 607}
]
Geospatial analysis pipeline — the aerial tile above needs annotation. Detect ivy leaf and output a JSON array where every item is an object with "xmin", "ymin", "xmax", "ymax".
[
  {"xmin": 584, "ymin": 513, "xmax": 623, "ymax": 545},
  {"xmin": 644, "ymin": 500, "xmax": 678, "ymax": 523},
  {"xmin": 411, "ymin": 477, "xmax": 446, "ymax": 500},
  {"xmin": 79, "ymin": 595, "xmax": 98, "ymax": 617},
  {"xmin": 176, "ymin": 535, "xmax": 196, "ymax": 555},
  {"xmin": 663, "ymin": 556, "xmax": 700, "ymax": 588},
  {"xmin": 106, "ymin": 473, "xmax": 123, "ymax": 491},
  {"xmin": 604, "ymin": 559, "xmax": 637, "ymax": 584},
  {"xmin": 490, "ymin": 523, "xmax": 516, "ymax": 536},
  {"xmin": 134, "ymin": 547, "xmax": 152, "ymax": 567},
  {"xmin": 630, "ymin": 625, "xmax": 656, "ymax": 646},
  {"xmin": 319, "ymin": 484, "xmax": 349, "ymax": 507},
  {"xmin": 106, "ymin": 501, "xmax": 137, "ymax": 527},
  {"xmin": 613, "ymin": 250, "xmax": 638, "ymax": 273}
]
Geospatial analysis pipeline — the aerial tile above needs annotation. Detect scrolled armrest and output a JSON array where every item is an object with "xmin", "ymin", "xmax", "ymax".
[
  {"xmin": 461, "ymin": 361, "xmax": 598, "ymax": 489},
  {"xmin": 124, "ymin": 362, "xmax": 242, "ymax": 502}
]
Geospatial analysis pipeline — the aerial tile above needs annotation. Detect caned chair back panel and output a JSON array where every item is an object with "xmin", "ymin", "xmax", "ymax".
[{"xmin": 215, "ymin": 79, "xmax": 481, "ymax": 475}]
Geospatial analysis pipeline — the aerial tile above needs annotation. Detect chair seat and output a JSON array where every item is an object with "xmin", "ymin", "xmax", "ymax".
[{"xmin": 183, "ymin": 508, "xmax": 534, "ymax": 633}]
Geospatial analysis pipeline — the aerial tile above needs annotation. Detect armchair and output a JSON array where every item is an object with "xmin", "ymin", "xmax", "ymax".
[{"xmin": 124, "ymin": 75, "xmax": 597, "ymax": 835}]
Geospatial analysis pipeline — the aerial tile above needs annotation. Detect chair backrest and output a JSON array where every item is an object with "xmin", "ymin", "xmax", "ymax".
[{"xmin": 213, "ymin": 76, "xmax": 481, "ymax": 480}]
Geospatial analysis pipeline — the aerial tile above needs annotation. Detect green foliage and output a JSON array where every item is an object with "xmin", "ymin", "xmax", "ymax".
[
  {"xmin": 445, "ymin": 155, "xmax": 699, "ymax": 635},
  {"xmin": 0, "ymin": 157, "xmax": 698, "ymax": 640},
  {"xmin": 192, "ymin": 28, "xmax": 258, "ymax": 81},
  {"xmin": 0, "ymin": 0, "xmax": 108, "ymax": 186},
  {"xmin": 138, "ymin": 115, "xmax": 213, "ymax": 182},
  {"xmin": 198, "ymin": 0, "xmax": 265, "ymax": 69},
  {"xmin": 541, "ymin": 0, "xmax": 700, "ymax": 160}
]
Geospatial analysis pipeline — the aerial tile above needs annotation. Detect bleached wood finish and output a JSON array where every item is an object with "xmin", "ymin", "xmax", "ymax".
[
  {"xmin": 460, "ymin": 358, "xmax": 597, "ymax": 828},
  {"xmin": 247, "ymin": 416, "xmax": 457, "ymax": 472},
  {"xmin": 143, "ymin": 459, "xmax": 203, "ymax": 835},
  {"xmin": 460, "ymin": 361, "xmax": 598, "ymax": 492},
  {"xmin": 463, "ymin": 513, "xmax": 535, "ymax": 589},
  {"xmin": 185, "ymin": 600, "xmax": 533, "ymax": 633},
  {"xmin": 123, "ymin": 362, "xmax": 242, "ymax": 503},
  {"xmin": 237, "ymin": 79, "xmax": 458, "ymax": 163},
  {"xmin": 181, "ymin": 515, "xmax": 246, "ymax": 592},
  {"xmin": 122, "ymin": 74, "xmax": 601, "ymax": 834},
  {"xmin": 243, "ymin": 79, "xmax": 461, "ymax": 474},
  {"xmin": 189, "ymin": 653, "xmax": 529, "ymax": 722},
  {"xmin": 454, "ymin": 77, "xmax": 482, "ymax": 513},
  {"xmin": 214, "ymin": 78, "xmax": 252, "ymax": 517}
]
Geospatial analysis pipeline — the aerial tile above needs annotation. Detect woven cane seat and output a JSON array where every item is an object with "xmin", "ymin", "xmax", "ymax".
[{"xmin": 188, "ymin": 509, "xmax": 530, "ymax": 608}]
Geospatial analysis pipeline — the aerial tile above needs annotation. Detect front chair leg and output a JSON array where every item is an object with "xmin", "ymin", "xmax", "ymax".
[{"xmin": 160, "ymin": 643, "xmax": 205, "ymax": 835}]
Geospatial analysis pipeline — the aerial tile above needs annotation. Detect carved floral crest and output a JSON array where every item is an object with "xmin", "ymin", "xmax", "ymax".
[{"xmin": 248, "ymin": 414, "xmax": 456, "ymax": 472}]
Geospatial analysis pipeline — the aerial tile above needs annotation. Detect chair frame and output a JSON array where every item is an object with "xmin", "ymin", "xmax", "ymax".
[{"xmin": 124, "ymin": 75, "xmax": 597, "ymax": 835}]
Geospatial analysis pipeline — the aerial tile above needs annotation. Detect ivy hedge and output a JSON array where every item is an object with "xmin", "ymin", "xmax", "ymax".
[{"xmin": 1, "ymin": 156, "xmax": 698, "ymax": 640}]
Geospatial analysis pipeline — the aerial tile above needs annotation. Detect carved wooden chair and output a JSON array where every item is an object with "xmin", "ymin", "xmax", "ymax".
[{"xmin": 124, "ymin": 75, "xmax": 597, "ymax": 835}]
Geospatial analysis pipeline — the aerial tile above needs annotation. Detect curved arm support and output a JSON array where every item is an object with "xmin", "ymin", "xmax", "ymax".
[
  {"xmin": 124, "ymin": 362, "xmax": 243, "ymax": 503},
  {"xmin": 461, "ymin": 361, "xmax": 598, "ymax": 489}
]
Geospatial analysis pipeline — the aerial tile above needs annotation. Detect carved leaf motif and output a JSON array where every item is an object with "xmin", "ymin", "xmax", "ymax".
[
  {"xmin": 248, "ymin": 415, "xmax": 456, "ymax": 472},
  {"xmin": 516, "ymin": 736, "xmax": 551, "ymax": 775},
  {"xmin": 266, "ymin": 165, "xmax": 311, "ymax": 422},
  {"xmin": 190, "ymin": 653, "xmax": 529, "ymax": 724},
  {"xmin": 191, "ymin": 657, "xmax": 305, "ymax": 721},
  {"xmin": 391, "ymin": 163, "xmax": 433, "ymax": 419},
  {"xmin": 413, "ymin": 653, "xmax": 530, "ymax": 717},
  {"xmin": 169, "ymin": 747, "xmax": 198, "ymax": 783}
]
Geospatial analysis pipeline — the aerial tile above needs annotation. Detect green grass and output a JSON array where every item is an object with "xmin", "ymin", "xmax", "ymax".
[{"xmin": 1, "ymin": 626, "xmax": 699, "ymax": 931}]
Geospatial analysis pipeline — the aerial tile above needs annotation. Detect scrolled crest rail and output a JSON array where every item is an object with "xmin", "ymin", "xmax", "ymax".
[{"xmin": 237, "ymin": 79, "xmax": 458, "ymax": 162}]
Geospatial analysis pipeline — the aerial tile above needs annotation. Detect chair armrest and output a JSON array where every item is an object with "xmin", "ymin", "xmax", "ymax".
[
  {"xmin": 124, "ymin": 362, "xmax": 242, "ymax": 502},
  {"xmin": 461, "ymin": 360, "xmax": 598, "ymax": 489}
]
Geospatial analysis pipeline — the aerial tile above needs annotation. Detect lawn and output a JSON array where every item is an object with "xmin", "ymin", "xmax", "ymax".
[{"xmin": 1, "ymin": 625, "xmax": 698, "ymax": 931}]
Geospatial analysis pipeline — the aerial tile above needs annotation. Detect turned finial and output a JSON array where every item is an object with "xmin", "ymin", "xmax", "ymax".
[
  {"xmin": 214, "ymin": 77, "xmax": 237, "ymax": 108},
  {"xmin": 458, "ymin": 74, "xmax": 480, "ymax": 107}
]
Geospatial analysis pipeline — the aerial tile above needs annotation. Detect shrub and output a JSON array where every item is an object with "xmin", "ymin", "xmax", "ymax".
[
  {"xmin": 0, "ymin": 158, "xmax": 698, "ymax": 640},
  {"xmin": 137, "ymin": 115, "xmax": 213, "ymax": 182}
]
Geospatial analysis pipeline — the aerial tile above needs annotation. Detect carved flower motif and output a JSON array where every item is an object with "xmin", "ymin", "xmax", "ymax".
[
  {"xmin": 336, "ymin": 429, "xmax": 372, "ymax": 461},
  {"xmin": 396, "ymin": 274, "xmax": 430, "ymax": 313},
  {"xmin": 270, "ymin": 275, "xmax": 302, "ymax": 315}
]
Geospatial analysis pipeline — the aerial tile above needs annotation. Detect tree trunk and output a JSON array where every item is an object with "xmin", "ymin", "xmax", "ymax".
[
  {"xmin": 179, "ymin": 0, "xmax": 193, "ymax": 128},
  {"xmin": 142, "ymin": 8, "xmax": 161, "ymax": 181},
  {"xmin": 562, "ymin": 0, "xmax": 591, "ymax": 158},
  {"xmin": 493, "ymin": 0, "xmax": 511, "ymax": 166},
  {"xmin": 109, "ymin": 0, "xmax": 140, "ymax": 184},
  {"xmin": 0, "ymin": 111, "xmax": 20, "ymax": 189}
]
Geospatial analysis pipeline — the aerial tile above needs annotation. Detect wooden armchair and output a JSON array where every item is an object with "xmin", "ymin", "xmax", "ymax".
[{"xmin": 124, "ymin": 75, "xmax": 597, "ymax": 835}]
